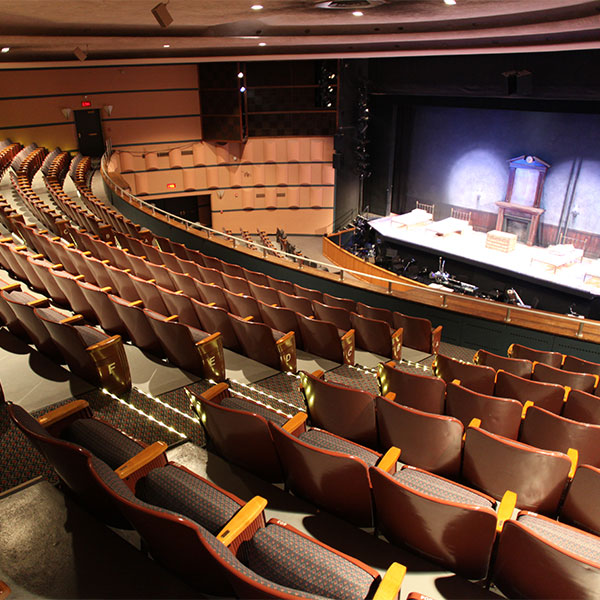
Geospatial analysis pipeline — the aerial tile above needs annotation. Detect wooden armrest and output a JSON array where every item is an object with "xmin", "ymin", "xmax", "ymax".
[
  {"xmin": 175, "ymin": 290, "xmax": 184, "ymax": 295},
  {"xmin": 83, "ymin": 251, "xmax": 92, "ymax": 256},
  {"xmin": 496, "ymin": 490, "xmax": 517, "ymax": 533},
  {"xmin": 38, "ymin": 399, "xmax": 90, "ymax": 428},
  {"xmin": 451, "ymin": 378, "xmax": 461, "ymax": 386},
  {"xmin": 165, "ymin": 314, "xmax": 178, "ymax": 322},
  {"xmin": 60, "ymin": 314, "xmax": 84, "ymax": 325},
  {"xmin": 384, "ymin": 392, "xmax": 396, "ymax": 402},
  {"xmin": 73, "ymin": 274, "xmax": 85, "ymax": 280},
  {"xmin": 275, "ymin": 330, "xmax": 295, "ymax": 346},
  {"xmin": 51, "ymin": 263, "xmax": 64, "ymax": 269},
  {"xmin": 507, "ymin": 343, "xmax": 515, "ymax": 357},
  {"xmin": 208, "ymin": 302, "xmax": 216, "ymax": 307},
  {"xmin": 101, "ymin": 259, "xmax": 110, "ymax": 264},
  {"xmin": 31, "ymin": 253, "xmax": 44, "ymax": 259},
  {"xmin": 563, "ymin": 386, "xmax": 571, "ymax": 403},
  {"xmin": 216, "ymin": 496, "xmax": 268, "ymax": 547},
  {"xmin": 27, "ymin": 297, "xmax": 49, "ymax": 308},
  {"xmin": 468, "ymin": 417, "xmax": 481, "ymax": 429},
  {"xmin": 115, "ymin": 441, "xmax": 168, "ymax": 480},
  {"xmin": 311, "ymin": 369, "xmax": 325, "ymax": 380},
  {"xmin": 195, "ymin": 331, "xmax": 221, "ymax": 348},
  {"xmin": 188, "ymin": 382, "xmax": 229, "ymax": 405},
  {"xmin": 0, "ymin": 237, "xmax": 13, "ymax": 243},
  {"xmin": 123, "ymin": 269, "xmax": 131, "ymax": 274},
  {"xmin": 147, "ymin": 279, "xmax": 156, "ymax": 284},
  {"xmin": 521, "ymin": 400, "xmax": 534, "ymax": 419},
  {"xmin": 128, "ymin": 299, "xmax": 143, "ymax": 307},
  {"xmin": 14, "ymin": 245, "xmax": 27, "ymax": 251},
  {"xmin": 472, "ymin": 350, "xmax": 481, "ymax": 364},
  {"xmin": 378, "ymin": 447, "xmax": 401, "ymax": 473},
  {"xmin": 373, "ymin": 562, "xmax": 406, "ymax": 600},
  {"xmin": 0, "ymin": 283, "xmax": 20, "ymax": 292},
  {"xmin": 101, "ymin": 286, "xmax": 112, "ymax": 293},
  {"xmin": 242, "ymin": 315, "xmax": 253, "ymax": 321},
  {"xmin": 282, "ymin": 411, "xmax": 308, "ymax": 433},
  {"xmin": 568, "ymin": 447, "xmax": 578, "ymax": 479},
  {"xmin": 341, "ymin": 328, "xmax": 354, "ymax": 341}
]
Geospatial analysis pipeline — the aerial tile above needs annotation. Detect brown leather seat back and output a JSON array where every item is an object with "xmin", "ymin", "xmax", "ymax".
[
  {"xmin": 446, "ymin": 381, "xmax": 523, "ymax": 439},
  {"xmin": 258, "ymin": 301, "xmax": 303, "ymax": 350},
  {"xmin": 433, "ymin": 353, "xmax": 496, "ymax": 395},
  {"xmin": 520, "ymin": 405, "xmax": 600, "ymax": 467},
  {"xmin": 532, "ymin": 361, "xmax": 598, "ymax": 394},
  {"xmin": 377, "ymin": 361, "xmax": 446, "ymax": 414},
  {"xmin": 313, "ymin": 300, "xmax": 352, "ymax": 332},
  {"xmin": 356, "ymin": 301, "xmax": 394, "ymax": 327},
  {"xmin": 563, "ymin": 388, "xmax": 600, "ymax": 425},
  {"xmin": 474, "ymin": 348, "xmax": 533, "ymax": 379},
  {"xmin": 223, "ymin": 289, "xmax": 262, "ymax": 321},
  {"xmin": 322, "ymin": 292, "xmax": 356, "ymax": 313},
  {"xmin": 297, "ymin": 313, "xmax": 349, "ymax": 363},
  {"xmin": 392, "ymin": 312, "xmax": 434, "ymax": 353},
  {"xmin": 277, "ymin": 290, "xmax": 313, "ymax": 317},
  {"xmin": 350, "ymin": 312, "xmax": 399, "ymax": 359},
  {"xmin": 221, "ymin": 272, "xmax": 251, "ymax": 296},
  {"xmin": 248, "ymin": 280, "xmax": 280, "ymax": 306},
  {"xmin": 228, "ymin": 314, "xmax": 282, "ymax": 370},
  {"xmin": 561, "ymin": 464, "xmax": 600, "ymax": 536},
  {"xmin": 494, "ymin": 369, "xmax": 565, "ymax": 413},
  {"xmin": 508, "ymin": 343, "xmax": 563, "ymax": 367},
  {"xmin": 191, "ymin": 298, "xmax": 241, "ymax": 351},
  {"xmin": 463, "ymin": 426, "xmax": 571, "ymax": 514},
  {"xmin": 293, "ymin": 283, "xmax": 322, "ymax": 303},
  {"xmin": 562, "ymin": 355, "xmax": 600, "ymax": 377},
  {"xmin": 375, "ymin": 396, "xmax": 462, "ymax": 476}
]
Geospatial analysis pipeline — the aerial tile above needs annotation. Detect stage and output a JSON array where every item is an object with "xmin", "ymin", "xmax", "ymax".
[{"xmin": 369, "ymin": 212, "xmax": 600, "ymax": 316}]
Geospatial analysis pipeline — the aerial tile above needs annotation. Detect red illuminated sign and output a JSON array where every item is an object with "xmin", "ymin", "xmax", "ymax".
[
  {"xmin": 81, "ymin": 100, "xmax": 92, "ymax": 107},
  {"xmin": 167, "ymin": 183, "xmax": 176, "ymax": 189}
]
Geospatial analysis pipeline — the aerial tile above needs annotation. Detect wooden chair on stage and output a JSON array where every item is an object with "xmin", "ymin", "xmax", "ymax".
[
  {"xmin": 450, "ymin": 207, "xmax": 471, "ymax": 223},
  {"xmin": 415, "ymin": 201, "xmax": 435, "ymax": 217}
]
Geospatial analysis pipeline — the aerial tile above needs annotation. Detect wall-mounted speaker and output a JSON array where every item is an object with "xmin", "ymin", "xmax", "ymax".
[{"xmin": 332, "ymin": 152, "xmax": 343, "ymax": 170}]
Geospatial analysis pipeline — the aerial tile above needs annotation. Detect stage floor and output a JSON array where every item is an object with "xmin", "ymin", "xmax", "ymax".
[{"xmin": 369, "ymin": 214, "xmax": 600, "ymax": 298}]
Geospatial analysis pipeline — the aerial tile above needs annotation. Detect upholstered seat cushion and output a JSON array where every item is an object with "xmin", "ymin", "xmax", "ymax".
[
  {"xmin": 91, "ymin": 458, "xmax": 327, "ymax": 599},
  {"xmin": 246, "ymin": 521, "xmax": 377, "ymax": 600},
  {"xmin": 62, "ymin": 418, "xmax": 144, "ymax": 469},
  {"xmin": 221, "ymin": 396, "xmax": 288, "ymax": 426},
  {"xmin": 137, "ymin": 464, "xmax": 242, "ymax": 534},
  {"xmin": 518, "ymin": 514, "xmax": 600, "ymax": 564},
  {"xmin": 299, "ymin": 429, "xmax": 379, "ymax": 466},
  {"xmin": 394, "ymin": 467, "xmax": 494, "ymax": 508}
]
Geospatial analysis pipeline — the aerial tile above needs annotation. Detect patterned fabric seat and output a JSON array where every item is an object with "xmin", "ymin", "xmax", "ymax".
[
  {"xmin": 518, "ymin": 514, "xmax": 600, "ymax": 564},
  {"xmin": 394, "ymin": 467, "xmax": 494, "ymax": 508},
  {"xmin": 299, "ymin": 429, "xmax": 379, "ymax": 466},
  {"xmin": 220, "ymin": 396, "xmax": 288, "ymax": 426},
  {"xmin": 91, "ymin": 458, "xmax": 330, "ymax": 599},
  {"xmin": 246, "ymin": 521, "xmax": 377, "ymax": 600},
  {"xmin": 137, "ymin": 464, "xmax": 242, "ymax": 535},
  {"xmin": 62, "ymin": 418, "xmax": 144, "ymax": 469}
]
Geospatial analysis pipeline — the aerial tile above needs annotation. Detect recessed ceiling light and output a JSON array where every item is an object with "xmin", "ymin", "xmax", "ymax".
[
  {"xmin": 251, "ymin": 4, "xmax": 263, "ymax": 9},
  {"xmin": 240, "ymin": 86, "xmax": 247, "ymax": 93},
  {"xmin": 444, "ymin": 0, "xmax": 456, "ymax": 5},
  {"xmin": 1, "ymin": 47, "xmax": 10, "ymax": 53},
  {"xmin": 258, "ymin": 42, "xmax": 267, "ymax": 46},
  {"xmin": 238, "ymin": 71, "xmax": 244, "ymax": 78},
  {"xmin": 352, "ymin": 11, "xmax": 364, "ymax": 16},
  {"xmin": 163, "ymin": 44, "xmax": 170, "ymax": 48}
]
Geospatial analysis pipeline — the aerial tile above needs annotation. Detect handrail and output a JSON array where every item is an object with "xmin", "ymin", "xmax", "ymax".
[{"xmin": 100, "ymin": 152, "xmax": 600, "ymax": 342}]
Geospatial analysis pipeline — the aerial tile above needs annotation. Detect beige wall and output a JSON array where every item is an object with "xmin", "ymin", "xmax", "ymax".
[{"xmin": 0, "ymin": 64, "xmax": 201, "ymax": 152}]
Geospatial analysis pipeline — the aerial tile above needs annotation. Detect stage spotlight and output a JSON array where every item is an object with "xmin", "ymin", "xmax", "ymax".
[
  {"xmin": 152, "ymin": 2, "xmax": 173, "ymax": 27},
  {"xmin": 73, "ymin": 47, "xmax": 87, "ymax": 62}
]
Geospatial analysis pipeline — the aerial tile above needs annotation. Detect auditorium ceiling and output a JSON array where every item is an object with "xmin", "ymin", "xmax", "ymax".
[{"xmin": 0, "ymin": 0, "xmax": 599, "ymax": 66}]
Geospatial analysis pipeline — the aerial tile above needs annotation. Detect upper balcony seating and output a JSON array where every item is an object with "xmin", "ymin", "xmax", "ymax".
[
  {"xmin": 350, "ymin": 311, "xmax": 403, "ymax": 360},
  {"xmin": 312, "ymin": 300, "xmax": 352, "ymax": 332},
  {"xmin": 296, "ymin": 312, "xmax": 355, "ymax": 365}
]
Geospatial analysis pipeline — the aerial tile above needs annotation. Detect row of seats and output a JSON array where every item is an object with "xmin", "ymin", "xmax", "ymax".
[
  {"xmin": 7, "ymin": 398, "xmax": 410, "ymax": 600},
  {"xmin": 0, "ymin": 238, "xmax": 227, "ymax": 383},
  {"xmin": 0, "ymin": 141, "xmax": 22, "ymax": 181},
  {"xmin": 0, "ymin": 275, "xmax": 131, "ymax": 394},
  {"xmin": 189, "ymin": 379, "xmax": 600, "ymax": 596}
]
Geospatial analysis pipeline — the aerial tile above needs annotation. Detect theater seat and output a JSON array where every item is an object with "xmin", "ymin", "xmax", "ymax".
[
  {"xmin": 258, "ymin": 301, "xmax": 304, "ymax": 350},
  {"xmin": 188, "ymin": 383, "xmax": 306, "ymax": 482},
  {"xmin": 34, "ymin": 307, "xmax": 131, "ymax": 394},
  {"xmin": 269, "ymin": 421, "xmax": 400, "ymax": 526},
  {"xmin": 532, "ymin": 361, "xmax": 598, "ymax": 394},
  {"xmin": 563, "ymin": 388, "xmax": 600, "ymax": 425},
  {"xmin": 562, "ymin": 354, "xmax": 600, "ymax": 377},
  {"xmin": 432, "ymin": 353, "xmax": 496, "ymax": 395},
  {"xmin": 299, "ymin": 370, "xmax": 377, "ymax": 447},
  {"xmin": 392, "ymin": 311, "xmax": 442, "ymax": 354},
  {"xmin": 377, "ymin": 361, "xmax": 446, "ymax": 414},
  {"xmin": 296, "ymin": 312, "xmax": 355, "ymax": 365},
  {"xmin": 561, "ymin": 464, "xmax": 600, "ymax": 536},
  {"xmin": 350, "ymin": 312, "xmax": 403, "ymax": 360},
  {"xmin": 375, "ymin": 395, "xmax": 463, "ymax": 477},
  {"xmin": 322, "ymin": 292, "xmax": 356, "ymax": 313},
  {"xmin": 370, "ymin": 465, "xmax": 512, "ymax": 579},
  {"xmin": 229, "ymin": 313, "xmax": 296, "ymax": 372},
  {"xmin": 508, "ymin": 343, "xmax": 564, "ymax": 368},
  {"xmin": 520, "ymin": 404, "xmax": 600, "ymax": 467},
  {"xmin": 492, "ymin": 513, "xmax": 600, "ymax": 600},
  {"xmin": 191, "ymin": 298, "xmax": 241, "ymax": 352},
  {"xmin": 144, "ymin": 309, "xmax": 226, "ymax": 381},
  {"xmin": 473, "ymin": 348, "xmax": 533, "ymax": 378},
  {"xmin": 494, "ymin": 369, "xmax": 565, "ymax": 414},
  {"xmin": 6, "ymin": 399, "xmax": 166, "ymax": 525},
  {"xmin": 462, "ymin": 425, "xmax": 574, "ymax": 515},
  {"xmin": 312, "ymin": 300, "xmax": 352, "ymax": 332},
  {"xmin": 445, "ymin": 381, "xmax": 523, "ymax": 439}
]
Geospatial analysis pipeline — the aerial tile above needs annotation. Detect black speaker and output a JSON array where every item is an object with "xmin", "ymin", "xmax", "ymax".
[
  {"xmin": 332, "ymin": 152, "xmax": 343, "ymax": 170},
  {"xmin": 334, "ymin": 132, "xmax": 344, "ymax": 151}
]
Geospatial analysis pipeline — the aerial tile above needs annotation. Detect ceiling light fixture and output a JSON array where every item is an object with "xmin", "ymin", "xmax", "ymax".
[
  {"xmin": 251, "ymin": 4, "xmax": 263, "ymax": 9},
  {"xmin": 238, "ymin": 71, "xmax": 244, "ymax": 78},
  {"xmin": 1, "ymin": 47, "xmax": 9, "ymax": 54},
  {"xmin": 259, "ymin": 42, "xmax": 267, "ymax": 46},
  {"xmin": 240, "ymin": 86, "xmax": 247, "ymax": 93},
  {"xmin": 163, "ymin": 44, "xmax": 170, "ymax": 48},
  {"xmin": 352, "ymin": 10, "xmax": 364, "ymax": 16},
  {"xmin": 444, "ymin": 0, "xmax": 457, "ymax": 5}
]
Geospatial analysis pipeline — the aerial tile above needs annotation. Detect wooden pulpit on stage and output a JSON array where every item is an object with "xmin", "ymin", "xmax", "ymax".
[{"xmin": 495, "ymin": 155, "xmax": 549, "ymax": 246}]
